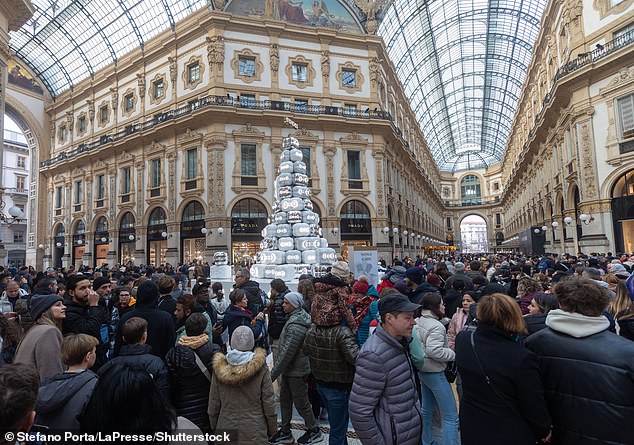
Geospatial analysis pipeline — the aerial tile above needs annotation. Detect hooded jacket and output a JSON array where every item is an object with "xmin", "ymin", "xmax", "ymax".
[
  {"xmin": 113, "ymin": 288, "xmax": 175, "ymax": 359},
  {"xmin": 270, "ymin": 308, "xmax": 311, "ymax": 381},
  {"xmin": 268, "ymin": 288, "xmax": 290, "ymax": 340},
  {"xmin": 35, "ymin": 370, "xmax": 98, "ymax": 432},
  {"xmin": 97, "ymin": 344, "xmax": 170, "ymax": 399},
  {"xmin": 349, "ymin": 325, "xmax": 422, "ymax": 445},
  {"xmin": 208, "ymin": 348, "xmax": 277, "ymax": 444},
  {"xmin": 414, "ymin": 310, "xmax": 455, "ymax": 373},
  {"xmin": 525, "ymin": 310, "xmax": 634, "ymax": 445}
]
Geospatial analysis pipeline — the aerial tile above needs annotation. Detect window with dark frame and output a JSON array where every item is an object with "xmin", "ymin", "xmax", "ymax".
[
  {"xmin": 55, "ymin": 186, "xmax": 63, "ymax": 208},
  {"xmin": 342, "ymin": 69, "xmax": 357, "ymax": 88},
  {"xmin": 122, "ymin": 167, "xmax": 131, "ymax": 195},
  {"xmin": 347, "ymin": 150, "xmax": 362, "ymax": 189},
  {"xmin": 151, "ymin": 159, "xmax": 161, "ymax": 189},
  {"xmin": 74, "ymin": 180, "xmax": 82, "ymax": 204},
  {"xmin": 124, "ymin": 94, "xmax": 134, "ymax": 112},
  {"xmin": 241, "ymin": 144, "xmax": 258, "ymax": 186},
  {"xmin": 153, "ymin": 79, "xmax": 164, "ymax": 99},
  {"xmin": 188, "ymin": 63, "xmax": 200, "ymax": 83},
  {"xmin": 99, "ymin": 105, "xmax": 109, "ymax": 124},
  {"xmin": 186, "ymin": 149, "xmax": 197, "ymax": 180}
]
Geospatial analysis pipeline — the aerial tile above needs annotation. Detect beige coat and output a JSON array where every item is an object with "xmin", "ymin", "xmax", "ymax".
[
  {"xmin": 208, "ymin": 348, "xmax": 277, "ymax": 444},
  {"xmin": 13, "ymin": 323, "xmax": 64, "ymax": 381}
]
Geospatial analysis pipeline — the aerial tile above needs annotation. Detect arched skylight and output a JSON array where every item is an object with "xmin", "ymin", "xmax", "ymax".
[
  {"xmin": 379, "ymin": 0, "xmax": 547, "ymax": 172},
  {"xmin": 9, "ymin": 0, "xmax": 208, "ymax": 97}
]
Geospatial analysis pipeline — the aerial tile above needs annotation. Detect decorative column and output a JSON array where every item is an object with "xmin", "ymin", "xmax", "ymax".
[{"xmin": 323, "ymin": 143, "xmax": 338, "ymax": 248}]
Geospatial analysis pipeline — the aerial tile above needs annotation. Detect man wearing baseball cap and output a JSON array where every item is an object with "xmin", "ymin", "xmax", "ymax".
[{"xmin": 349, "ymin": 293, "xmax": 423, "ymax": 445}]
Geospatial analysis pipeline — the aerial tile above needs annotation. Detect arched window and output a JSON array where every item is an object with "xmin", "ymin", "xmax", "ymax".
[
  {"xmin": 148, "ymin": 208, "xmax": 167, "ymax": 226},
  {"xmin": 231, "ymin": 199, "xmax": 268, "ymax": 234},
  {"xmin": 340, "ymin": 200, "xmax": 371, "ymax": 234},
  {"xmin": 74, "ymin": 220, "xmax": 86, "ymax": 235},
  {"xmin": 460, "ymin": 174, "xmax": 482, "ymax": 205},
  {"xmin": 95, "ymin": 217, "xmax": 108, "ymax": 233},
  {"xmin": 182, "ymin": 201, "xmax": 205, "ymax": 221},
  {"xmin": 120, "ymin": 212, "xmax": 135, "ymax": 230},
  {"xmin": 54, "ymin": 224, "xmax": 65, "ymax": 239}
]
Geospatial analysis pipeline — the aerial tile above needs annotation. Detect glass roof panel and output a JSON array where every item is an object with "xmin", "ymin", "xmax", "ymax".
[
  {"xmin": 9, "ymin": 0, "xmax": 208, "ymax": 97},
  {"xmin": 380, "ymin": 0, "xmax": 547, "ymax": 172}
]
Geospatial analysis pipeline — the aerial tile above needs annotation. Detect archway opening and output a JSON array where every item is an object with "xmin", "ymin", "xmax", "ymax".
[
  {"xmin": 94, "ymin": 217, "xmax": 109, "ymax": 267},
  {"xmin": 181, "ymin": 201, "xmax": 206, "ymax": 264},
  {"xmin": 339, "ymin": 200, "xmax": 372, "ymax": 260},
  {"xmin": 460, "ymin": 214, "xmax": 488, "ymax": 253},
  {"xmin": 231, "ymin": 198, "xmax": 268, "ymax": 266},
  {"xmin": 119, "ymin": 212, "xmax": 136, "ymax": 265},
  {"xmin": 611, "ymin": 170, "xmax": 634, "ymax": 253},
  {"xmin": 147, "ymin": 208, "xmax": 167, "ymax": 266}
]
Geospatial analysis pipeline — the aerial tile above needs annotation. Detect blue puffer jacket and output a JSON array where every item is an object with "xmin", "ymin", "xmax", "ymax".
[{"xmin": 356, "ymin": 286, "xmax": 379, "ymax": 346}]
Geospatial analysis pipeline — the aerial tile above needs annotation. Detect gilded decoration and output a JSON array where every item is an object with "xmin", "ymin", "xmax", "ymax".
[
  {"xmin": 285, "ymin": 55, "xmax": 316, "ymax": 89},
  {"xmin": 182, "ymin": 55, "xmax": 205, "ymax": 91},
  {"xmin": 149, "ymin": 73, "xmax": 168, "ymax": 106},
  {"xmin": 231, "ymin": 48, "xmax": 264, "ymax": 83},
  {"xmin": 594, "ymin": 0, "xmax": 634, "ymax": 19},
  {"xmin": 336, "ymin": 61, "xmax": 364, "ymax": 94},
  {"xmin": 121, "ymin": 88, "xmax": 137, "ymax": 118}
]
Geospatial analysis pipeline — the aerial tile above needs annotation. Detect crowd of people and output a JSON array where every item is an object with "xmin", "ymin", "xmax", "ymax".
[{"xmin": 0, "ymin": 251, "xmax": 633, "ymax": 445}]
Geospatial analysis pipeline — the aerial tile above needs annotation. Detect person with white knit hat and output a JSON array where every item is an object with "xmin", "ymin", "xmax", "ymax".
[
  {"xmin": 209, "ymin": 325, "xmax": 277, "ymax": 443},
  {"xmin": 270, "ymin": 292, "xmax": 323, "ymax": 444}
]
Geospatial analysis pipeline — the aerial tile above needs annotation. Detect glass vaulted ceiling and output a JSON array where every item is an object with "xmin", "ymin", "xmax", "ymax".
[
  {"xmin": 9, "ymin": 0, "xmax": 208, "ymax": 97},
  {"xmin": 379, "ymin": 0, "xmax": 547, "ymax": 172}
]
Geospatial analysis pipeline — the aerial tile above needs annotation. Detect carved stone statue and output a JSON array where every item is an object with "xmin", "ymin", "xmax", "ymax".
[
  {"xmin": 321, "ymin": 50, "xmax": 330, "ymax": 79},
  {"xmin": 270, "ymin": 44, "xmax": 279, "ymax": 74},
  {"xmin": 137, "ymin": 73, "xmax": 145, "ymax": 98},
  {"xmin": 168, "ymin": 56, "xmax": 177, "ymax": 84}
]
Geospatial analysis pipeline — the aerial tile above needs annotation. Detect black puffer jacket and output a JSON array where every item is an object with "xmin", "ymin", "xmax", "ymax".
[
  {"xmin": 525, "ymin": 313, "xmax": 634, "ymax": 445},
  {"xmin": 97, "ymin": 344, "xmax": 170, "ymax": 399},
  {"xmin": 618, "ymin": 317, "xmax": 634, "ymax": 342},
  {"xmin": 268, "ymin": 288, "xmax": 290, "ymax": 339},
  {"xmin": 303, "ymin": 324, "xmax": 359, "ymax": 386},
  {"xmin": 165, "ymin": 341, "xmax": 219, "ymax": 433}
]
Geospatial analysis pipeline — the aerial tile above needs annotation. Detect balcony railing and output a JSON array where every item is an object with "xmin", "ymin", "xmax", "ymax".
[
  {"xmin": 41, "ymin": 96, "xmax": 395, "ymax": 168},
  {"xmin": 444, "ymin": 196, "xmax": 501, "ymax": 207},
  {"xmin": 6, "ymin": 187, "xmax": 28, "ymax": 195}
]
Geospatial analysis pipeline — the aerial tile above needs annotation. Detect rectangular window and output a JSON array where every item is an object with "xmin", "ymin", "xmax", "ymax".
[
  {"xmin": 240, "ymin": 94, "xmax": 256, "ymax": 108},
  {"xmin": 344, "ymin": 103, "xmax": 356, "ymax": 116},
  {"xmin": 299, "ymin": 147, "xmax": 311, "ymax": 178},
  {"xmin": 122, "ymin": 167, "xmax": 131, "ymax": 195},
  {"xmin": 188, "ymin": 63, "xmax": 200, "ymax": 83},
  {"xmin": 495, "ymin": 213, "xmax": 501, "ymax": 227},
  {"xmin": 55, "ymin": 186, "xmax": 63, "ymax": 208},
  {"xmin": 151, "ymin": 159, "xmax": 161, "ymax": 188},
  {"xmin": 124, "ymin": 94, "xmax": 134, "ymax": 112},
  {"xmin": 386, "ymin": 160, "xmax": 392, "ymax": 185},
  {"xmin": 614, "ymin": 21, "xmax": 634, "ymax": 39},
  {"xmin": 347, "ymin": 150, "xmax": 362, "ymax": 189},
  {"xmin": 447, "ymin": 217, "xmax": 452, "ymax": 230},
  {"xmin": 238, "ymin": 57, "xmax": 256, "ymax": 77},
  {"xmin": 186, "ymin": 148, "xmax": 197, "ymax": 179},
  {"xmin": 241, "ymin": 144, "xmax": 257, "ymax": 185},
  {"xmin": 292, "ymin": 63, "xmax": 307, "ymax": 82},
  {"xmin": 78, "ymin": 116, "xmax": 86, "ymax": 133},
  {"xmin": 617, "ymin": 94, "xmax": 634, "ymax": 139},
  {"xmin": 99, "ymin": 105, "xmax": 109, "ymax": 124},
  {"xmin": 60, "ymin": 125, "xmax": 67, "ymax": 142},
  {"xmin": 16, "ymin": 175, "xmax": 26, "ymax": 190},
  {"xmin": 153, "ymin": 79, "xmax": 164, "ymax": 99},
  {"xmin": 74, "ymin": 180, "xmax": 83, "ymax": 204},
  {"xmin": 96, "ymin": 175, "xmax": 105, "ymax": 200},
  {"xmin": 13, "ymin": 231, "xmax": 24, "ymax": 243},
  {"xmin": 17, "ymin": 156, "xmax": 26, "ymax": 169},
  {"xmin": 493, "ymin": 182, "xmax": 499, "ymax": 191},
  {"xmin": 294, "ymin": 99, "xmax": 308, "ymax": 113},
  {"xmin": 342, "ymin": 69, "xmax": 357, "ymax": 88}
]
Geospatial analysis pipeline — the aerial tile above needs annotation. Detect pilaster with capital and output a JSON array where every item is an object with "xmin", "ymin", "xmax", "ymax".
[
  {"xmin": 576, "ymin": 114, "xmax": 599, "ymax": 201},
  {"xmin": 323, "ymin": 144, "xmax": 337, "ymax": 216},
  {"xmin": 136, "ymin": 160, "xmax": 144, "ymax": 219}
]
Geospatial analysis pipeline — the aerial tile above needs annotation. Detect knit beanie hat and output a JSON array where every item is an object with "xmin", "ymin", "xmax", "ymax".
[
  {"xmin": 284, "ymin": 292, "xmax": 304, "ymax": 309},
  {"xmin": 231, "ymin": 325, "xmax": 255, "ymax": 352},
  {"xmin": 405, "ymin": 267, "xmax": 424, "ymax": 285},
  {"xmin": 330, "ymin": 261, "xmax": 351, "ymax": 280},
  {"xmin": 30, "ymin": 294, "xmax": 63, "ymax": 320},
  {"xmin": 92, "ymin": 276, "xmax": 111, "ymax": 292},
  {"xmin": 394, "ymin": 279, "xmax": 409, "ymax": 295},
  {"xmin": 352, "ymin": 280, "xmax": 369, "ymax": 295}
]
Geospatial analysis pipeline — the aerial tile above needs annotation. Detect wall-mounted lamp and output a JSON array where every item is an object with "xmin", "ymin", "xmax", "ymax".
[
  {"xmin": 161, "ymin": 231, "xmax": 170, "ymax": 239},
  {"xmin": 217, "ymin": 227, "xmax": 224, "ymax": 235},
  {"xmin": 56, "ymin": 242, "xmax": 62, "ymax": 247},
  {"xmin": 201, "ymin": 227, "xmax": 209, "ymax": 235},
  {"xmin": 579, "ymin": 214, "xmax": 594, "ymax": 225},
  {"xmin": 331, "ymin": 227, "xmax": 339, "ymax": 235},
  {"xmin": 382, "ymin": 226, "xmax": 390, "ymax": 234},
  {"xmin": 403, "ymin": 230, "xmax": 409, "ymax": 236},
  {"xmin": 563, "ymin": 216, "xmax": 573, "ymax": 226},
  {"xmin": 416, "ymin": 234, "xmax": 421, "ymax": 240},
  {"xmin": 128, "ymin": 234, "xmax": 135, "ymax": 241},
  {"xmin": 38, "ymin": 244, "xmax": 45, "ymax": 249},
  {"xmin": 551, "ymin": 221, "xmax": 560, "ymax": 228},
  {"xmin": 392, "ymin": 227, "xmax": 399, "ymax": 234},
  {"xmin": 101, "ymin": 237, "xmax": 108, "ymax": 243}
]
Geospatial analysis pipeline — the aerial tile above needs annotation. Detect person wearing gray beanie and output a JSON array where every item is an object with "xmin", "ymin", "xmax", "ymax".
[{"xmin": 269, "ymin": 289, "xmax": 323, "ymax": 444}]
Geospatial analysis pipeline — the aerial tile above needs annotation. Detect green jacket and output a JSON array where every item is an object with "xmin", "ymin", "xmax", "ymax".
[
  {"xmin": 270, "ymin": 308, "xmax": 311, "ymax": 381},
  {"xmin": 303, "ymin": 324, "xmax": 359, "ymax": 385}
]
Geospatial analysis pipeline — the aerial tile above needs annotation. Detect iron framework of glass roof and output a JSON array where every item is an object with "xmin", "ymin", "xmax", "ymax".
[
  {"xmin": 9, "ymin": 0, "xmax": 209, "ymax": 97},
  {"xmin": 379, "ymin": 0, "xmax": 547, "ymax": 172}
]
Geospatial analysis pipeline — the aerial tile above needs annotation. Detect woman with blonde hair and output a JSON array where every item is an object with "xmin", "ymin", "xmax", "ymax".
[
  {"xmin": 608, "ymin": 282, "xmax": 631, "ymax": 323},
  {"xmin": 13, "ymin": 293, "xmax": 66, "ymax": 380},
  {"xmin": 603, "ymin": 274, "xmax": 620, "ymax": 294},
  {"xmin": 455, "ymin": 293, "xmax": 551, "ymax": 445}
]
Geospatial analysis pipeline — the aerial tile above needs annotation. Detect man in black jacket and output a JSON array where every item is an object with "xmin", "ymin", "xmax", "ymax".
[
  {"xmin": 234, "ymin": 268, "xmax": 264, "ymax": 315},
  {"xmin": 62, "ymin": 274, "xmax": 110, "ymax": 371},
  {"xmin": 526, "ymin": 276, "xmax": 634, "ymax": 445},
  {"xmin": 113, "ymin": 281, "xmax": 175, "ymax": 359},
  {"xmin": 268, "ymin": 278, "xmax": 290, "ymax": 364}
]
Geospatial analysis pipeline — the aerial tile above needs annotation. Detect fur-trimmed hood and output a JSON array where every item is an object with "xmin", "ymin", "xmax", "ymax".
[{"xmin": 212, "ymin": 347, "xmax": 267, "ymax": 385}]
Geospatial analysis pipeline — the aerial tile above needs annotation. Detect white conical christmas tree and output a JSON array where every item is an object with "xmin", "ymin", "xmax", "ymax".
[{"xmin": 251, "ymin": 135, "xmax": 336, "ymax": 281}]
